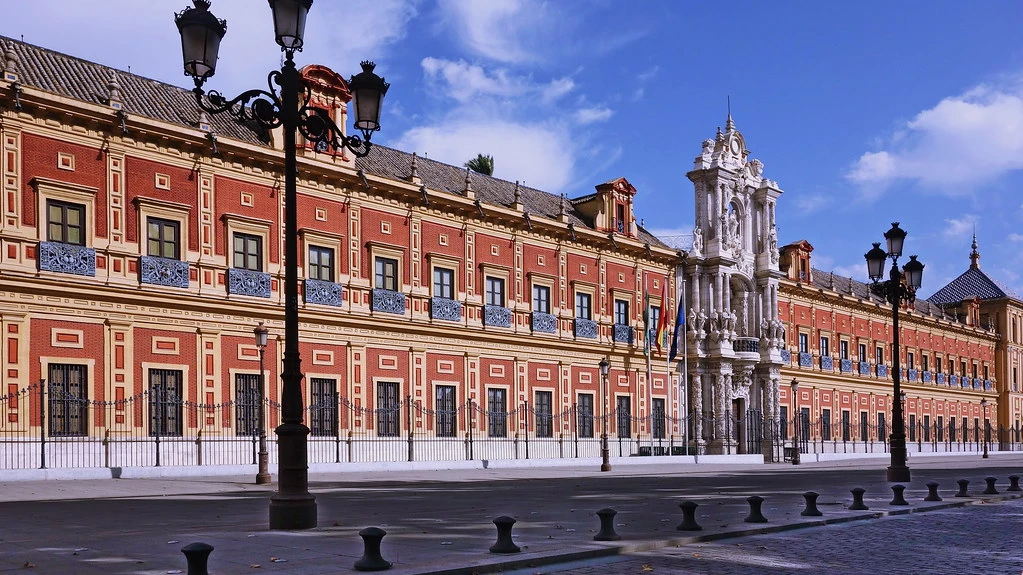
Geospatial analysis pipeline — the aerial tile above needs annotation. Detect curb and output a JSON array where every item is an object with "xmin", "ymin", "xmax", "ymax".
[{"xmin": 412, "ymin": 492, "xmax": 1023, "ymax": 575}]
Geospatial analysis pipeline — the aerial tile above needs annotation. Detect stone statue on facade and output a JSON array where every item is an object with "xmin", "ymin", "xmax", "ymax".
[
  {"xmin": 709, "ymin": 310, "xmax": 720, "ymax": 342},
  {"xmin": 691, "ymin": 226, "xmax": 703, "ymax": 255},
  {"xmin": 768, "ymin": 226, "xmax": 779, "ymax": 264}
]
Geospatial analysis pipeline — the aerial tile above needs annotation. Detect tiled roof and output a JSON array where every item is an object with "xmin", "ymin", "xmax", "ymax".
[
  {"xmin": 355, "ymin": 146, "xmax": 669, "ymax": 249},
  {"xmin": 1, "ymin": 36, "xmax": 267, "ymax": 145},
  {"xmin": 811, "ymin": 269, "xmax": 953, "ymax": 320},
  {"xmin": 927, "ymin": 267, "xmax": 1020, "ymax": 305},
  {"xmin": 3, "ymin": 36, "xmax": 669, "ymax": 251}
]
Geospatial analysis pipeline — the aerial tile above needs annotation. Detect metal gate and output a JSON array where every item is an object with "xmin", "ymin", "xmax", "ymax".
[{"xmin": 745, "ymin": 408, "xmax": 763, "ymax": 454}]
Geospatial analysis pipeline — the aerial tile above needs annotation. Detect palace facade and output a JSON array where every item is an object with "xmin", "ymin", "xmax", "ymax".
[{"xmin": 0, "ymin": 35, "xmax": 1016, "ymax": 472}]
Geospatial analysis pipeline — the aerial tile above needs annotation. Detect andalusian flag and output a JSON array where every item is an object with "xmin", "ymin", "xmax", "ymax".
[
  {"xmin": 668, "ymin": 291, "xmax": 685, "ymax": 362},
  {"xmin": 655, "ymin": 279, "xmax": 669, "ymax": 354}
]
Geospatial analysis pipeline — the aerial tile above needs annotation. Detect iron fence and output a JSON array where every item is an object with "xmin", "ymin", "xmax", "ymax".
[{"xmin": 0, "ymin": 382, "xmax": 1017, "ymax": 470}]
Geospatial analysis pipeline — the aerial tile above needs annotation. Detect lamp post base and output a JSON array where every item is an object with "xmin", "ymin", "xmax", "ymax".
[
  {"xmin": 256, "ymin": 449, "xmax": 271, "ymax": 485},
  {"xmin": 269, "ymin": 423, "xmax": 317, "ymax": 530},
  {"xmin": 600, "ymin": 434, "xmax": 611, "ymax": 472},
  {"xmin": 886, "ymin": 437, "xmax": 911, "ymax": 482}
]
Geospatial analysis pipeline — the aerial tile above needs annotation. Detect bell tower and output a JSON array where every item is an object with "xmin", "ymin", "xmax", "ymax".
[{"xmin": 680, "ymin": 115, "xmax": 786, "ymax": 459}]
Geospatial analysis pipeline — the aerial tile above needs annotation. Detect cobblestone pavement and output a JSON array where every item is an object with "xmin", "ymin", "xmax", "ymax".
[{"xmin": 527, "ymin": 498, "xmax": 1023, "ymax": 575}]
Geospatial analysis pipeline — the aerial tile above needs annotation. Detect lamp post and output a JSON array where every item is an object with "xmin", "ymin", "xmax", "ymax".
[
  {"xmin": 599, "ymin": 357, "xmax": 611, "ymax": 472},
  {"xmin": 981, "ymin": 398, "xmax": 989, "ymax": 459},
  {"xmin": 175, "ymin": 0, "xmax": 388, "ymax": 530},
  {"xmin": 864, "ymin": 222, "xmax": 925, "ymax": 483},
  {"xmin": 254, "ymin": 322, "xmax": 271, "ymax": 485},
  {"xmin": 790, "ymin": 378, "xmax": 800, "ymax": 465}
]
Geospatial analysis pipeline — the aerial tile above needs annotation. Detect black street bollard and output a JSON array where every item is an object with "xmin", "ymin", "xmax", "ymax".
[
  {"xmin": 677, "ymin": 501, "xmax": 702, "ymax": 531},
  {"xmin": 889, "ymin": 484, "xmax": 909, "ymax": 506},
  {"xmin": 849, "ymin": 487, "xmax": 869, "ymax": 510},
  {"xmin": 489, "ymin": 516, "xmax": 521, "ymax": 554},
  {"xmin": 955, "ymin": 479, "xmax": 970, "ymax": 497},
  {"xmin": 594, "ymin": 508, "xmax": 621, "ymax": 541},
  {"xmin": 180, "ymin": 542, "xmax": 214, "ymax": 575},
  {"xmin": 801, "ymin": 492, "xmax": 822, "ymax": 517},
  {"xmin": 983, "ymin": 477, "xmax": 999, "ymax": 495},
  {"xmin": 924, "ymin": 482, "xmax": 943, "ymax": 502},
  {"xmin": 1009, "ymin": 475, "xmax": 1021, "ymax": 492},
  {"xmin": 354, "ymin": 527, "xmax": 392, "ymax": 572},
  {"xmin": 744, "ymin": 496, "xmax": 768, "ymax": 523}
]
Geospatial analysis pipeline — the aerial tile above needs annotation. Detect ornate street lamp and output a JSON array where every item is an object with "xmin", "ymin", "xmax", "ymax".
[
  {"xmin": 254, "ymin": 322, "xmax": 271, "ymax": 485},
  {"xmin": 790, "ymin": 378, "xmax": 800, "ymax": 465},
  {"xmin": 981, "ymin": 398, "xmax": 989, "ymax": 459},
  {"xmin": 599, "ymin": 357, "xmax": 611, "ymax": 472},
  {"xmin": 864, "ymin": 222, "xmax": 924, "ymax": 482},
  {"xmin": 176, "ymin": 0, "xmax": 389, "ymax": 529}
]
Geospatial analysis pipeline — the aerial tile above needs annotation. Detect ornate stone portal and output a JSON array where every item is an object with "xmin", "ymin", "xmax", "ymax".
[{"xmin": 679, "ymin": 115, "xmax": 786, "ymax": 461}]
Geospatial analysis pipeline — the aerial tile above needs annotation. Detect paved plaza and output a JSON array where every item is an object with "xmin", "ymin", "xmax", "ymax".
[{"xmin": 0, "ymin": 455, "xmax": 1020, "ymax": 574}]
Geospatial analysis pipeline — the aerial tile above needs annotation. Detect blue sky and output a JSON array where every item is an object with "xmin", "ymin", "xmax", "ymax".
[{"xmin": 4, "ymin": 1, "xmax": 1023, "ymax": 297}]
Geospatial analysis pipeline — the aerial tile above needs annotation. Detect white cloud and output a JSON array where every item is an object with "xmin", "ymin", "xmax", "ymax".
[
  {"xmin": 421, "ymin": 58, "xmax": 574, "ymax": 104},
  {"xmin": 847, "ymin": 78, "xmax": 1023, "ymax": 196},
  {"xmin": 645, "ymin": 227, "xmax": 694, "ymax": 250},
  {"xmin": 436, "ymin": 0, "xmax": 547, "ymax": 64},
  {"xmin": 395, "ymin": 119, "xmax": 575, "ymax": 192},
  {"xmin": 1008, "ymin": 233, "xmax": 1023, "ymax": 242},
  {"xmin": 793, "ymin": 193, "xmax": 829, "ymax": 215},
  {"xmin": 574, "ymin": 107, "xmax": 613, "ymax": 125},
  {"xmin": 942, "ymin": 214, "xmax": 978, "ymax": 241}
]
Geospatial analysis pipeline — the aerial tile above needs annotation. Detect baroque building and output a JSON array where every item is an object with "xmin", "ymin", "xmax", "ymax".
[
  {"xmin": 680, "ymin": 116, "xmax": 786, "ymax": 456},
  {"xmin": 0, "ymin": 37, "xmax": 682, "ymax": 469}
]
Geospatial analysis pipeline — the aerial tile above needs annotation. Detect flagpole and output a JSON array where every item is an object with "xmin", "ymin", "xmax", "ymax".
[{"xmin": 682, "ymin": 276, "xmax": 689, "ymax": 455}]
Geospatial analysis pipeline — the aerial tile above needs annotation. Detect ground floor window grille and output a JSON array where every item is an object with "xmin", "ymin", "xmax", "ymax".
[
  {"xmin": 48, "ymin": 363, "xmax": 88, "ymax": 437},
  {"xmin": 149, "ymin": 369, "xmax": 183, "ymax": 437}
]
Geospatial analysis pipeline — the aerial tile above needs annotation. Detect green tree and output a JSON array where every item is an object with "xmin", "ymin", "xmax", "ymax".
[{"xmin": 465, "ymin": 153, "xmax": 494, "ymax": 176}]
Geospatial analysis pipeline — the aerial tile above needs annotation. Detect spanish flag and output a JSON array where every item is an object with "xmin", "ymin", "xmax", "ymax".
[{"xmin": 655, "ymin": 279, "xmax": 669, "ymax": 354}]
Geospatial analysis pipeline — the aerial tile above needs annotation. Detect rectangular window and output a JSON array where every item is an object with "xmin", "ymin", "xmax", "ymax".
[
  {"xmin": 961, "ymin": 361, "xmax": 967, "ymax": 377},
  {"xmin": 433, "ymin": 267, "xmax": 454, "ymax": 299},
  {"xmin": 983, "ymin": 365, "xmax": 989, "ymax": 380},
  {"xmin": 534, "ymin": 391, "xmax": 553, "ymax": 438},
  {"xmin": 860, "ymin": 411, "xmax": 868, "ymax": 441},
  {"xmin": 974, "ymin": 417, "xmax": 980, "ymax": 442},
  {"xmin": 840, "ymin": 341, "xmax": 849, "ymax": 360},
  {"xmin": 48, "ymin": 363, "xmax": 88, "ymax": 436},
  {"xmin": 487, "ymin": 388, "xmax": 507, "ymax": 437},
  {"xmin": 376, "ymin": 382, "xmax": 400, "ymax": 437},
  {"xmin": 972, "ymin": 364, "xmax": 978, "ymax": 379},
  {"xmin": 652, "ymin": 398, "xmax": 666, "ymax": 439},
  {"xmin": 532, "ymin": 285, "xmax": 550, "ymax": 313},
  {"xmin": 485, "ymin": 276, "xmax": 505, "ymax": 307},
  {"xmin": 909, "ymin": 414, "xmax": 916, "ymax": 442},
  {"xmin": 798, "ymin": 333, "xmax": 809, "ymax": 354},
  {"xmin": 878, "ymin": 413, "xmax": 887, "ymax": 440},
  {"xmin": 924, "ymin": 415, "xmax": 931, "ymax": 442},
  {"xmin": 375, "ymin": 257, "xmax": 398, "ymax": 291},
  {"xmin": 922, "ymin": 355, "xmax": 929, "ymax": 373},
  {"xmin": 148, "ymin": 368, "xmax": 183, "ymax": 437},
  {"xmin": 780, "ymin": 406, "xmax": 788, "ymax": 440},
  {"xmin": 841, "ymin": 410, "xmax": 850, "ymax": 441},
  {"xmin": 47, "ymin": 200, "xmax": 86, "ymax": 245},
  {"xmin": 436, "ymin": 385, "xmax": 456, "ymax": 437},
  {"xmin": 233, "ymin": 232, "xmax": 263, "ymax": 271},
  {"xmin": 575, "ymin": 292, "xmax": 592, "ymax": 320},
  {"xmin": 147, "ymin": 217, "xmax": 180, "ymax": 259},
  {"xmin": 309, "ymin": 378, "xmax": 338, "ymax": 437},
  {"xmin": 308, "ymin": 245, "xmax": 335, "ymax": 281},
  {"xmin": 821, "ymin": 409, "xmax": 831, "ymax": 440},
  {"xmin": 876, "ymin": 346, "xmax": 884, "ymax": 365},
  {"xmin": 937, "ymin": 415, "xmax": 944, "ymax": 442},
  {"xmin": 616, "ymin": 396, "xmax": 631, "ymax": 438},
  {"xmin": 800, "ymin": 407, "xmax": 811, "ymax": 441},
  {"xmin": 963, "ymin": 417, "xmax": 969, "ymax": 441},
  {"xmin": 908, "ymin": 352, "xmax": 915, "ymax": 370},
  {"xmin": 950, "ymin": 418, "xmax": 957, "ymax": 442},
  {"xmin": 650, "ymin": 306, "xmax": 662, "ymax": 332},
  {"xmin": 577, "ymin": 394, "xmax": 594, "ymax": 438},
  {"xmin": 858, "ymin": 343, "xmax": 867, "ymax": 361},
  {"xmin": 614, "ymin": 299, "xmax": 629, "ymax": 325},
  {"xmin": 820, "ymin": 336, "xmax": 830, "ymax": 357},
  {"xmin": 234, "ymin": 372, "xmax": 262, "ymax": 436},
  {"xmin": 937, "ymin": 357, "xmax": 943, "ymax": 374}
]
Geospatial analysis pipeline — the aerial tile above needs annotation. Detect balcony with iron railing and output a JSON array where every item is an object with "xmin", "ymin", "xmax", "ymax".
[
  {"xmin": 228, "ymin": 268, "xmax": 271, "ymax": 298},
  {"xmin": 531, "ymin": 311, "xmax": 557, "ymax": 334},
  {"xmin": 613, "ymin": 324, "xmax": 633, "ymax": 344},
  {"xmin": 39, "ymin": 241, "xmax": 96, "ymax": 277}
]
